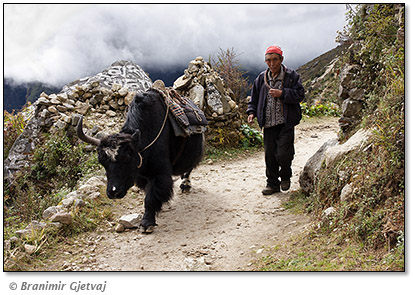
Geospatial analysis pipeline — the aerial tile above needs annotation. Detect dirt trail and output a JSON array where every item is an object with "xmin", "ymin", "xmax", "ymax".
[{"xmin": 53, "ymin": 117, "xmax": 339, "ymax": 271}]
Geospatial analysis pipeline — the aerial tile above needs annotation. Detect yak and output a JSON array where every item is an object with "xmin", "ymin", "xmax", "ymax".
[{"xmin": 77, "ymin": 88, "xmax": 204, "ymax": 233}]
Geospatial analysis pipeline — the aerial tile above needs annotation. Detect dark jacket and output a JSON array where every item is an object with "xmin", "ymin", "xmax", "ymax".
[{"xmin": 247, "ymin": 66, "xmax": 305, "ymax": 128}]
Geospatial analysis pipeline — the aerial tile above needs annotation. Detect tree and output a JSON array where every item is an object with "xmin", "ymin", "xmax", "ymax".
[{"xmin": 211, "ymin": 47, "xmax": 249, "ymax": 104}]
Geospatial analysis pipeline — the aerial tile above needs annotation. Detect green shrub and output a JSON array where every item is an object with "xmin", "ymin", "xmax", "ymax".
[
  {"xmin": 32, "ymin": 133, "xmax": 87, "ymax": 187},
  {"xmin": 300, "ymin": 102, "xmax": 341, "ymax": 118},
  {"xmin": 240, "ymin": 123, "xmax": 263, "ymax": 148},
  {"xmin": 4, "ymin": 132, "xmax": 100, "ymax": 224}
]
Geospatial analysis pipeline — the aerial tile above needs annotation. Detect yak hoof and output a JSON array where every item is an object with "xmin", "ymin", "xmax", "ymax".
[
  {"xmin": 139, "ymin": 224, "xmax": 155, "ymax": 234},
  {"xmin": 180, "ymin": 183, "xmax": 191, "ymax": 193}
]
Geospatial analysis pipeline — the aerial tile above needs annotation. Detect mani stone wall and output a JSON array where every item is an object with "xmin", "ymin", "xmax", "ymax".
[
  {"xmin": 4, "ymin": 61, "xmax": 152, "ymax": 181},
  {"xmin": 173, "ymin": 56, "xmax": 242, "ymax": 145}
]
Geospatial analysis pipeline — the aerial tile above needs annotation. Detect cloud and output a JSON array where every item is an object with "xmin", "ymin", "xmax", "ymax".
[{"xmin": 4, "ymin": 3, "xmax": 346, "ymax": 86}]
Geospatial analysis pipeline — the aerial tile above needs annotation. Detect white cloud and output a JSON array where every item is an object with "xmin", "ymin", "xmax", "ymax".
[{"xmin": 4, "ymin": 3, "xmax": 346, "ymax": 86}]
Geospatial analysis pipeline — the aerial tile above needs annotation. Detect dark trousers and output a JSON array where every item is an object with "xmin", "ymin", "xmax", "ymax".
[{"xmin": 263, "ymin": 125, "xmax": 295, "ymax": 188}]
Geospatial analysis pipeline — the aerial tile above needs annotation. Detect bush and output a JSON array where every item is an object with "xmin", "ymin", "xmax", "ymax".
[
  {"xmin": 240, "ymin": 124, "xmax": 263, "ymax": 148},
  {"xmin": 211, "ymin": 47, "xmax": 250, "ymax": 103},
  {"xmin": 32, "ymin": 133, "xmax": 87, "ymax": 187},
  {"xmin": 300, "ymin": 102, "xmax": 341, "ymax": 117},
  {"xmin": 4, "ymin": 132, "xmax": 100, "ymax": 224},
  {"xmin": 3, "ymin": 110, "xmax": 26, "ymax": 159}
]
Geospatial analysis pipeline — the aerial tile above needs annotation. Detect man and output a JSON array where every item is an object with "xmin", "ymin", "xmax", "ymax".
[{"xmin": 247, "ymin": 45, "xmax": 304, "ymax": 195}]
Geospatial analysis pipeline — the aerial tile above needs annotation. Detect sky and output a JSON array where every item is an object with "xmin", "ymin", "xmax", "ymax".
[{"xmin": 3, "ymin": 3, "xmax": 347, "ymax": 86}]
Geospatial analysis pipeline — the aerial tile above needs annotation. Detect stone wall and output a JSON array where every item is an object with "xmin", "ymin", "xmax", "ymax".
[
  {"xmin": 4, "ymin": 61, "xmax": 152, "ymax": 181},
  {"xmin": 337, "ymin": 63, "xmax": 365, "ymax": 131},
  {"xmin": 173, "ymin": 57, "xmax": 242, "ymax": 146}
]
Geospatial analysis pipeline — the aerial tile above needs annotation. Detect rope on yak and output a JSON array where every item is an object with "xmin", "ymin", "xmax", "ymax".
[{"xmin": 136, "ymin": 80, "xmax": 170, "ymax": 169}]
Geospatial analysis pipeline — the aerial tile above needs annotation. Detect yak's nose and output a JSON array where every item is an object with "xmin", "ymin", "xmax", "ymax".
[{"xmin": 106, "ymin": 185, "xmax": 125, "ymax": 199}]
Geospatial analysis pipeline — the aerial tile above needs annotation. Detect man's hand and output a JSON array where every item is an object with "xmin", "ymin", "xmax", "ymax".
[
  {"xmin": 248, "ymin": 114, "xmax": 255, "ymax": 124},
  {"xmin": 269, "ymin": 88, "xmax": 283, "ymax": 98}
]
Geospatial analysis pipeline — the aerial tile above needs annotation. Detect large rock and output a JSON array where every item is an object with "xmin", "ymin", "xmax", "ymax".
[
  {"xmin": 206, "ymin": 82, "xmax": 224, "ymax": 115},
  {"xmin": 299, "ymin": 128, "xmax": 372, "ymax": 195},
  {"xmin": 342, "ymin": 98, "xmax": 363, "ymax": 117},
  {"xmin": 299, "ymin": 138, "xmax": 338, "ymax": 195},
  {"xmin": 324, "ymin": 129, "xmax": 372, "ymax": 167},
  {"xmin": 189, "ymin": 84, "xmax": 205, "ymax": 109}
]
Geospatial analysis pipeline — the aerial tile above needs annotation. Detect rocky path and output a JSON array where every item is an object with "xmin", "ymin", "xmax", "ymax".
[{"xmin": 50, "ymin": 117, "xmax": 339, "ymax": 271}]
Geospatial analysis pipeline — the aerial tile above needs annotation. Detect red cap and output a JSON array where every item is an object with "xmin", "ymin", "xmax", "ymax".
[{"xmin": 265, "ymin": 45, "xmax": 283, "ymax": 56}]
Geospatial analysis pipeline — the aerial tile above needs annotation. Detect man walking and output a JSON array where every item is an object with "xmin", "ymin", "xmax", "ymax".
[{"xmin": 247, "ymin": 45, "xmax": 305, "ymax": 195}]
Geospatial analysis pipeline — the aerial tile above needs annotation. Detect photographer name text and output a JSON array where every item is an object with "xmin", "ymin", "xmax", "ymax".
[{"xmin": 18, "ymin": 281, "xmax": 107, "ymax": 293}]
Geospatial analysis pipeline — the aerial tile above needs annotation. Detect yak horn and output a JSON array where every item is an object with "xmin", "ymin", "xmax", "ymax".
[{"xmin": 76, "ymin": 116, "xmax": 101, "ymax": 146}]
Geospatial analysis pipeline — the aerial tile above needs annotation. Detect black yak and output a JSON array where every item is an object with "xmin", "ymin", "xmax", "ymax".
[{"xmin": 77, "ymin": 87, "xmax": 204, "ymax": 233}]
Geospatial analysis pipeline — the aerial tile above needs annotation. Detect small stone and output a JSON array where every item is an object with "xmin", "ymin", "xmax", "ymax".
[
  {"xmin": 106, "ymin": 110, "xmax": 117, "ymax": 117},
  {"xmin": 57, "ymin": 93, "xmax": 68, "ymax": 101},
  {"xmin": 340, "ymin": 183, "xmax": 354, "ymax": 203},
  {"xmin": 50, "ymin": 212, "xmax": 73, "ymax": 225},
  {"xmin": 74, "ymin": 199, "xmax": 86, "ymax": 208},
  {"xmin": 124, "ymin": 92, "xmax": 135, "ymax": 105},
  {"xmin": 62, "ymin": 198, "xmax": 74, "ymax": 208},
  {"xmin": 47, "ymin": 106, "xmax": 58, "ymax": 113},
  {"xmin": 37, "ymin": 97, "xmax": 51, "ymax": 105},
  {"xmin": 118, "ymin": 88, "xmax": 128, "ymax": 96},
  {"xmin": 42, "ymin": 206, "xmax": 60, "ymax": 219},
  {"xmin": 256, "ymin": 248, "xmax": 264, "ymax": 254},
  {"xmin": 115, "ymin": 223, "xmax": 125, "ymax": 233},
  {"xmin": 24, "ymin": 244, "xmax": 37, "ymax": 255},
  {"xmin": 323, "ymin": 207, "xmax": 336, "ymax": 217},
  {"xmin": 109, "ymin": 100, "xmax": 119, "ymax": 110},
  {"xmin": 112, "ymin": 84, "xmax": 122, "ymax": 92},
  {"xmin": 119, "ymin": 213, "xmax": 142, "ymax": 229}
]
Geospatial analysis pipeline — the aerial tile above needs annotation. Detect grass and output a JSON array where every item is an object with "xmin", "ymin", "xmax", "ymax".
[
  {"xmin": 3, "ymin": 185, "xmax": 114, "ymax": 271},
  {"xmin": 253, "ymin": 190, "xmax": 404, "ymax": 271}
]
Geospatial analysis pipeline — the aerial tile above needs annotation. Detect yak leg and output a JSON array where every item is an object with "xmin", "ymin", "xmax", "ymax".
[
  {"xmin": 180, "ymin": 169, "xmax": 193, "ymax": 193},
  {"xmin": 140, "ymin": 174, "xmax": 173, "ymax": 233}
]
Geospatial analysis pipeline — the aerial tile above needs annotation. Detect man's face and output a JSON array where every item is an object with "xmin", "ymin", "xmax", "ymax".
[{"xmin": 265, "ymin": 53, "xmax": 283, "ymax": 75}]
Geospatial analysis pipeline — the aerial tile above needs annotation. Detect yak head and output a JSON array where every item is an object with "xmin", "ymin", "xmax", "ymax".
[{"xmin": 77, "ymin": 116, "xmax": 140, "ymax": 199}]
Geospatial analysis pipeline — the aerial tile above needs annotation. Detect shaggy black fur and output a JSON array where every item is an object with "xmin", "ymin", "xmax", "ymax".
[{"xmin": 97, "ymin": 89, "xmax": 204, "ymax": 232}]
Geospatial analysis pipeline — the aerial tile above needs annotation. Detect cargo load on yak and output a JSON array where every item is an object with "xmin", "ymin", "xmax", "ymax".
[{"xmin": 151, "ymin": 79, "xmax": 207, "ymax": 137}]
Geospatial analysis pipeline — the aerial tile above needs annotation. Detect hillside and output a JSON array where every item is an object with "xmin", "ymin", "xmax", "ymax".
[
  {"xmin": 3, "ymin": 79, "xmax": 61, "ymax": 113},
  {"xmin": 296, "ymin": 44, "xmax": 347, "ymax": 83}
]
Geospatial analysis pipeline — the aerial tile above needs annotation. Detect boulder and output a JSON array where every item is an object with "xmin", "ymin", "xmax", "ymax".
[
  {"xmin": 299, "ymin": 138, "xmax": 338, "ymax": 194},
  {"xmin": 324, "ymin": 129, "xmax": 372, "ymax": 167}
]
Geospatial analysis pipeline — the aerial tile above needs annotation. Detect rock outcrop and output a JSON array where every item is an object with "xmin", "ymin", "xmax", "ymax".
[
  {"xmin": 299, "ymin": 129, "xmax": 372, "ymax": 195},
  {"xmin": 337, "ymin": 63, "xmax": 365, "ymax": 131}
]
